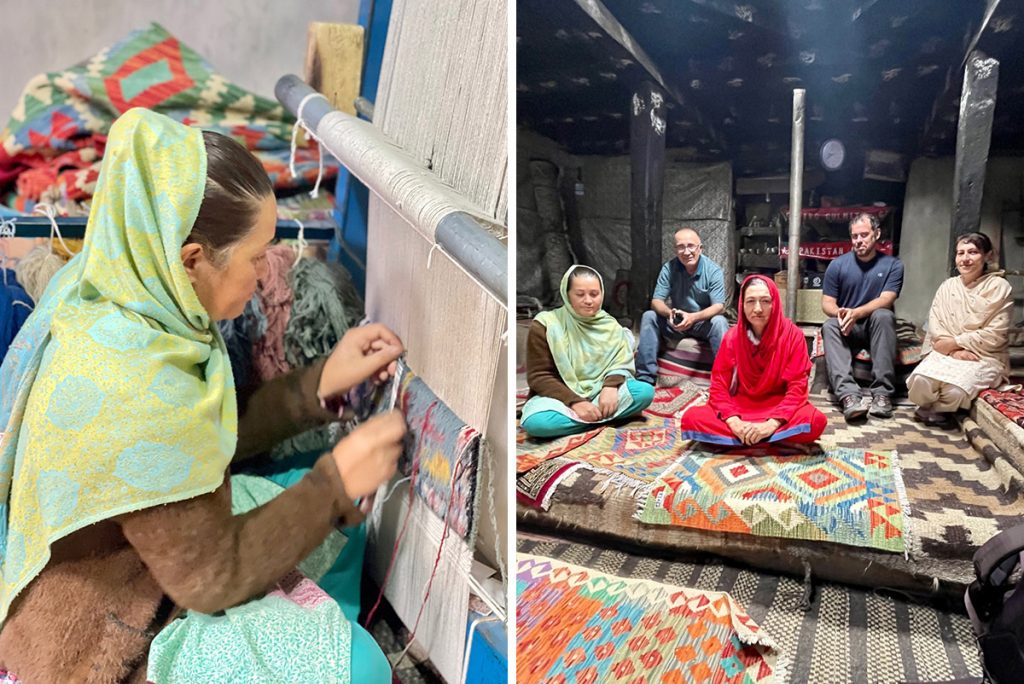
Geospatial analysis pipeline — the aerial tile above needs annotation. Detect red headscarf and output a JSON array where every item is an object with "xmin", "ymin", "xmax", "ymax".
[{"xmin": 730, "ymin": 274, "xmax": 810, "ymax": 397}]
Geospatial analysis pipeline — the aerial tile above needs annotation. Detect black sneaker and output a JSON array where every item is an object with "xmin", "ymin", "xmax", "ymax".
[
  {"xmin": 869, "ymin": 394, "xmax": 893, "ymax": 418},
  {"xmin": 841, "ymin": 394, "xmax": 868, "ymax": 421}
]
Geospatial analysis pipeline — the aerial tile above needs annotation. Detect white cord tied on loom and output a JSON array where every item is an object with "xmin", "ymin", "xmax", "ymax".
[
  {"xmin": 0, "ymin": 216, "xmax": 17, "ymax": 286},
  {"xmin": 289, "ymin": 92, "xmax": 329, "ymax": 199},
  {"xmin": 291, "ymin": 218, "xmax": 308, "ymax": 267}
]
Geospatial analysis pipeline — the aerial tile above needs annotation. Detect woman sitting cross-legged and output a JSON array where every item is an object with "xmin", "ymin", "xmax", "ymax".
[
  {"xmin": 681, "ymin": 275, "xmax": 827, "ymax": 446},
  {"xmin": 520, "ymin": 265, "xmax": 654, "ymax": 438},
  {"xmin": 908, "ymin": 231, "xmax": 1012, "ymax": 426}
]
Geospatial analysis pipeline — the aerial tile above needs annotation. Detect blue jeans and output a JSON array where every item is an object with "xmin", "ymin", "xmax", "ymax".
[
  {"xmin": 635, "ymin": 309, "xmax": 729, "ymax": 383},
  {"xmin": 520, "ymin": 379, "xmax": 655, "ymax": 438}
]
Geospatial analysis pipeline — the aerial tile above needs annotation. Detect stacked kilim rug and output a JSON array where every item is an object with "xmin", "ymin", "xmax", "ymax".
[
  {"xmin": 518, "ymin": 534, "xmax": 984, "ymax": 684},
  {"xmin": 517, "ymin": 552, "xmax": 781, "ymax": 683}
]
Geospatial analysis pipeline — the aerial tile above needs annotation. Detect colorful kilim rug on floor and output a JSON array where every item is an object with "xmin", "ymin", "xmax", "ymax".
[
  {"xmin": 643, "ymin": 382, "xmax": 705, "ymax": 418},
  {"xmin": 517, "ymin": 552, "xmax": 782, "ymax": 684},
  {"xmin": 517, "ymin": 535, "xmax": 983, "ymax": 683},
  {"xmin": 819, "ymin": 403, "xmax": 1024, "ymax": 565},
  {"xmin": 637, "ymin": 444, "xmax": 908, "ymax": 553},
  {"xmin": 553, "ymin": 416, "xmax": 694, "ymax": 492},
  {"xmin": 516, "ymin": 425, "xmax": 604, "ymax": 473}
]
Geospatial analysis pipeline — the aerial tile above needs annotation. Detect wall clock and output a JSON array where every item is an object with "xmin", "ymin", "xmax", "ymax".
[{"xmin": 820, "ymin": 138, "xmax": 845, "ymax": 171}]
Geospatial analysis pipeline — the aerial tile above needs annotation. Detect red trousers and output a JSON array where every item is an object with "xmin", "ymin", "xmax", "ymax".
[{"xmin": 680, "ymin": 402, "xmax": 827, "ymax": 445}]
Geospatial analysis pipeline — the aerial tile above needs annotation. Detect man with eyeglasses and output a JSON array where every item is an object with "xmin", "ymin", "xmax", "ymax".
[{"xmin": 636, "ymin": 227, "xmax": 729, "ymax": 385}]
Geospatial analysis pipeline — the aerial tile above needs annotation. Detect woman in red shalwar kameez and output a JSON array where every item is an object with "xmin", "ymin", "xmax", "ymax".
[{"xmin": 680, "ymin": 275, "xmax": 826, "ymax": 445}]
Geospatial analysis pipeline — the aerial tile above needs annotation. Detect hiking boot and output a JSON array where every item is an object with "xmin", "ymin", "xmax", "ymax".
[
  {"xmin": 869, "ymin": 394, "xmax": 893, "ymax": 418},
  {"xmin": 841, "ymin": 394, "xmax": 868, "ymax": 421}
]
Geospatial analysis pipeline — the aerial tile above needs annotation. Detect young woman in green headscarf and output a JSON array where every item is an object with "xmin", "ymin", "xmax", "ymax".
[
  {"xmin": 0, "ymin": 108, "xmax": 403, "ymax": 682},
  {"xmin": 521, "ymin": 265, "xmax": 654, "ymax": 438}
]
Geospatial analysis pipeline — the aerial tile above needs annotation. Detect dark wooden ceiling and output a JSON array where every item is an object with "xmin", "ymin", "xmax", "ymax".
[{"xmin": 517, "ymin": 0, "xmax": 1024, "ymax": 175}]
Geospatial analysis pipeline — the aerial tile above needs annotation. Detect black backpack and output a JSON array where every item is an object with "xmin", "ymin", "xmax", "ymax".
[{"xmin": 965, "ymin": 523, "xmax": 1024, "ymax": 683}]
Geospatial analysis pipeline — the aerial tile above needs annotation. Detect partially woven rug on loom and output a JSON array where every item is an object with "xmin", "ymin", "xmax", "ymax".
[
  {"xmin": 518, "ymin": 535, "xmax": 983, "ymax": 683},
  {"xmin": 637, "ymin": 445, "xmax": 908, "ymax": 554},
  {"xmin": 516, "ymin": 553, "xmax": 781, "ymax": 684},
  {"xmin": 398, "ymin": 371, "xmax": 481, "ymax": 540}
]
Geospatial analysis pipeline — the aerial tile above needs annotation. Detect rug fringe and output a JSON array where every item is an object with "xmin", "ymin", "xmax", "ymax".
[
  {"xmin": 634, "ymin": 481, "xmax": 655, "ymax": 520},
  {"xmin": 593, "ymin": 470, "xmax": 650, "ymax": 497},
  {"xmin": 772, "ymin": 655, "xmax": 791, "ymax": 684},
  {"xmin": 890, "ymin": 449, "xmax": 913, "ymax": 561}
]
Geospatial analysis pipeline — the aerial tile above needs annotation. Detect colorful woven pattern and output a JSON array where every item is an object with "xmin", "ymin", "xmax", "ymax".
[
  {"xmin": 398, "ymin": 371, "xmax": 481, "ymax": 540},
  {"xmin": 0, "ymin": 23, "xmax": 333, "ymax": 211},
  {"xmin": 516, "ymin": 424, "xmax": 603, "ymax": 473},
  {"xmin": 980, "ymin": 388, "xmax": 1024, "ymax": 429},
  {"xmin": 555, "ymin": 416, "xmax": 691, "ymax": 490},
  {"xmin": 517, "ymin": 553, "xmax": 781, "ymax": 684},
  {"xmin": 638, "ymin": 445, "xmax": 908, "ymax": 553},
  {"xmin": 516, "ymin": 457, "xmax": 584, "ymax": 510},
  {"xmin": 656, "ymin": 337, "xmax": 714, "ymax": 388},
  {"xmin": 644, "ymin": 383, "xmax": 705, "ymax": 418}
]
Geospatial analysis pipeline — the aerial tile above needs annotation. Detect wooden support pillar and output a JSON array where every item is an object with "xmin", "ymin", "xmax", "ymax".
[
  {"xmin": 950, "ymin": 50, "xmax": 999, "ymax": 264},
  {"xmin": 629, "ymin": 81, "xmax": 667, "ymax": 323},
  {"xmin": 786, "ymin": 89, "xmax": 805, "ymax": 320}
]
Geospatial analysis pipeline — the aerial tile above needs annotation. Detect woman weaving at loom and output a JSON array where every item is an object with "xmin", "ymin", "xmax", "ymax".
[
  {"xmin": 0, "ymin": 108, "xmax": 403, "ymax": 682},
  {"xmin": 908, "ymin": 231, "xmax": 1012, "ymax": 426},
  {"xmin": 521, "ymin": 265, "xmax": 654, "ymax": 438},
  {"xmin": 680, "ymin": 275, "xmax": 827, "ymax": 445}
]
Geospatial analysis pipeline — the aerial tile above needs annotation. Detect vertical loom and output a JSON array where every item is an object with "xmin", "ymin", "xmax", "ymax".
[{"xmin": 277, "ymin": 0, "xmax": 507, "ymax": 679}]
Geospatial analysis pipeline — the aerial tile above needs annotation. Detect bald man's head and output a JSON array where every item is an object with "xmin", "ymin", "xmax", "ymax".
[
  {"xmin": 675, "ymin": 228, "xmax": 699, "ymax": 244},
  {"xmin": 674, "ymin": 228, "xmax": 702, "ymax": 271}
]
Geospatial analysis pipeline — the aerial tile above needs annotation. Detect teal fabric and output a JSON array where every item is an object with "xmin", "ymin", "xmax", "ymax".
[
  {"xmin": 147, "ymin": 470, "xmax": 390, "ymax": 683},
  {"xmin": 256, "ymin": 457, "xmax": 365, "ymax": 623},
  {"xmin": 147, "ymin": 585, "xmax": 353, "ymax": 683},
  {"xmin": 351, "ymin": 621, "xmax": 392, "ymax": 684},
  {"xmin": 254, "ymin": 464, "xmax": 384, "ymax": 683},
  {"xmin": 521, "ymin": 378, "xmax": 654, "ymax": 438}
]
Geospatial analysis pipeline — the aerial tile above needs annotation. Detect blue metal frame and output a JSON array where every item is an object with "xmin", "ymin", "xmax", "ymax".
[
  {"xmin": 330, "ymin": 0, "xmax": 394, "ymax": 297},
  {"xmin": 329, "ymin": 0, "xmax": 394, "ymax": 297},
  {"xmin": 2, "ymin": 216, "xmax": 336, "ymax": 241}
]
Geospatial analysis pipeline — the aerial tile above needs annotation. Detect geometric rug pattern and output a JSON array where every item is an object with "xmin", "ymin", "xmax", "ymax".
[
  {"xmin": 519, "ymin": 400, "xmax": 1024, "ymax": 587},
  {"xmin": 544, "ymin": 416, "xmax": 692, "ymax": 491},
  {"xmin": 516, "ymin": 425, "xmax": 604, "ymax": 473},
  {"xmin": 643, "ymin": 382, "xmax": 705, "ymax": 418},
  {"xmin": 517, "ymin": 552, "xmax": 781, "ymax": 683},
  {"xmin": 637, "ymin": 445, "xmax": 908, "ymax": 553},
  {"xmin": 814, "ymin": 402, "xmax": 1024, "ymax": 564},
  {"xmin": 518, "ymin": 535, "xmax": 983, "ymax": 684}
]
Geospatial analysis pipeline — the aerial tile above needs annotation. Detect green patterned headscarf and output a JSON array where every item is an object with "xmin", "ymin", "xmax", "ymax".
[
  {"xmin": 0, "ymin": 108, "xmax": 236, "ymax": 625},
  {"xmin": 534, "ymin": 265, "xmax": 635, "ymax": 399}
]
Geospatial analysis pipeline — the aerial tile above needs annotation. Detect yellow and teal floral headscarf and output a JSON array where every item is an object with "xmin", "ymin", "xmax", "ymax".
[
  {"xmin": 534, "ymin": 265, "xmax": 635, "ymax": 399},
  {"xmin": 0, "ymin": 108, "xmax": 236, "ymax": 625}
]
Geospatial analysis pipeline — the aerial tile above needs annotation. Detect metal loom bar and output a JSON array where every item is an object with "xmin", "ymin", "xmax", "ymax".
[{"xmin": 274, "ymin": 74, "xmax": 508, "ymax": 302}]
